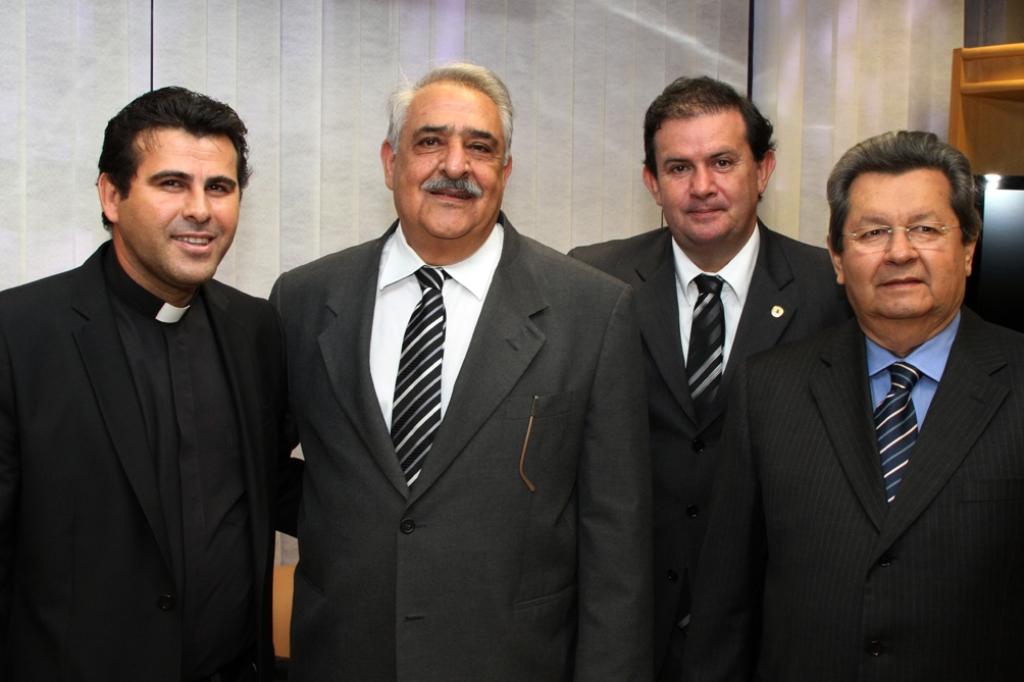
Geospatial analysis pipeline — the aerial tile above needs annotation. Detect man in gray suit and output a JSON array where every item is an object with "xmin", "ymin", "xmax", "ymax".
[
  {"xmin": 686, "ymin": 131, "xmax": 1024, "ymax": 681},
  {"xmin": 571, "ymin": 76, "xmax": 849, "ymax": 679},
  {"xmin": 272, "ymin": 63, "xmax": 652, "ymax": 681}
]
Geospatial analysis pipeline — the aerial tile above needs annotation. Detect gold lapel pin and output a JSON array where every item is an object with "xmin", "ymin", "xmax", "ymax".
[{"xmin": 771, "ymin": 305, "xmax": 785, "ymax": 318}]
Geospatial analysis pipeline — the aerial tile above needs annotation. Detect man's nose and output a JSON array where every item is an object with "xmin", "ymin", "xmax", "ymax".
[
  {"xmin": 884, "ymin": 227, "xmax": 919, "ymax": 262},
  {"xmin": 689, "ymin": 165, "xmax": 715, "ymax": 197},
  {"xmin": 441, "ymin": 141, "xmax": 469, "ymax": 177},
  {"xmin": 183, "ymin": 189, "xmax": 211, "ymax": 223}
]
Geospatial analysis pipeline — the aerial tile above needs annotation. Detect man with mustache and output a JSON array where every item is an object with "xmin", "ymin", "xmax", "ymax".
[
  {"xmin": 685, "ymin": 131, "xmax": 1023, "ymax": 682},
  {"xmin": 272, "ymin": 62, "xmax": 652, "ymax": 681},
  {"xmin": 0, "ymin": 87, "xmax": 300, "ymax": 681},
  {"xmin": 571, "ymin": 76, "xmax": 849, "ymax": 679}
]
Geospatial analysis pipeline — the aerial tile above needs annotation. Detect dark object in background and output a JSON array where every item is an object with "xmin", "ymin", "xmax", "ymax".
[{"xmin": 966, "ymin": 175, "xmax": 1024, "ymax": 332}]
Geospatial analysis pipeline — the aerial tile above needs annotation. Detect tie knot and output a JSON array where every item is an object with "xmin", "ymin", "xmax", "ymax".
[
  {"xmin": 694, "ymin": 274, "xmax": 724, "ymax": 297},
  {"xmin": 415, "ymin": 266, "xmax": 447, "ymax": 292},
  {"xmin": 888, "ymin": 362, "xmax": 921, "ymax": 392}
]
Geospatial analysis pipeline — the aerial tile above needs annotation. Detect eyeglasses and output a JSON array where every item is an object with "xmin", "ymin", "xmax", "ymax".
[{"xmin": 845, "ymin": 223, "xmax": 957, "ymax": 252}]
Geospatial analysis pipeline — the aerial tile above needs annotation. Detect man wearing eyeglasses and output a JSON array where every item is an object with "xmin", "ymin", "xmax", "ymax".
[{"xmin": 685, "ymin": 130, "xmax": 1024, "ymax": 681}]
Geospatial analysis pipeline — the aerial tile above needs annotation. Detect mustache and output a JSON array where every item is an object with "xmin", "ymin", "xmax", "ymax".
[
  {"xmin": 686, "ymin": 202, "xmax": 728, "ymax": 211},
  {"xmin": 421, "ymin": 176, "xmax": 483, "ymax": 198}
]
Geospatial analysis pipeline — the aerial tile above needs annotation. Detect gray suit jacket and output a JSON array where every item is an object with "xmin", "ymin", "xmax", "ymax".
[
  {"xmin": 571, "ymin": 224, "xmax": 849, "ymax": 678},
  {"xmin": 272, "ymin": 217, "xmax": 653, "ymax": 681},
  {"xmin": 687, "ymin": 310, "xmax": 1024, "ymax": 681}
]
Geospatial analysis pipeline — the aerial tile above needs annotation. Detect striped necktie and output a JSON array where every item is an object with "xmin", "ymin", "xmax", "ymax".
[
  {"xmin": 391, "ymin": 266, "xmax": 447, "ymax": 486},
  {"xmin": 874, "ymin": 362, "xmax": 921, "ymax": 503},
  {"xmin": 687, "ymin": 274, "xmax": 725, "ymax": 418}
]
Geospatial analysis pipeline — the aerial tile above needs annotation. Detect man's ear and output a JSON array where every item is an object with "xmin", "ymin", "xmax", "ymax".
[
  {"xmin": 827, "ymin": 240, "xmax": 846, "ymax": 286},
  {"xmin": 499, "ymin": 154, "xmax": 513, "ymax": 187},
  {"xmin": 381, "ymin": 140, "xmax": 397, "ymax": 190},
  {"xmin": 963, "ymin": 238, "xmax": 976, "ymax": 277},
  {"xmin": 642, "ymin": 165, "xmax": 662, "ymax": 206},
  {"xmin": 97, "ymin": 173, "xmax": 123, "ymax": 226},
  {"xmin": 756, "ymin": 149, "xmax": 776, "ymax": 196}
]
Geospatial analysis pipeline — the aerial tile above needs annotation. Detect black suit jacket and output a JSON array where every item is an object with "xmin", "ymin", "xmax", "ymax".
[
  {"xmin": 272, "ymin": 217, "xmax": 652, "ymax": 681},
  {"xmin": 571, "ymin": 224, "xmax": 849, "ymax": 677},
  {"xmin": 687, "ymin": 310, "xmax": 1024, "ymax": 681},
  {"xmin": 0, "ymin": 243, "xmax": 299, "ymax": 682}
]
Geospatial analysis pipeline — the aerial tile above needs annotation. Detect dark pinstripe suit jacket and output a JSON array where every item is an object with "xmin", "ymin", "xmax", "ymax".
[{"xmin": 686, "ymin": 309, "xmax": 1024, "ymax": 682}]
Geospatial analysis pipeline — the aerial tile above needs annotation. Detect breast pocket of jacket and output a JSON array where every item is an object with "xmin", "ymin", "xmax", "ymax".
[{"xmin": 503, "ymin": 392, "xmax": 575, "ymax": 486}]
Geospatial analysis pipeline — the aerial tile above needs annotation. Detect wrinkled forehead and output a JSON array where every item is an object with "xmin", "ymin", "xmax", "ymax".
[
  {"xmin": 847, "ymin": 169, "xmax": 955, "ymax": 223},
  {"xmin": 405, "ymin": 82, "xmax": 504, "ymax": 141}
]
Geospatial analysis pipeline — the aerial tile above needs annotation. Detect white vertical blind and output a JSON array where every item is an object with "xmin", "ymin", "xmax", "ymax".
[
  {"xmin": 752, "ymin": 0, "xmax": 963, "ymax": 247},
  {"xmin": 3, "ymin": 0, "xmax": 749, "ymax": 296},
  {"xmin": 1, "ymin": 1, "xmax": 149, "ymax": 290}
]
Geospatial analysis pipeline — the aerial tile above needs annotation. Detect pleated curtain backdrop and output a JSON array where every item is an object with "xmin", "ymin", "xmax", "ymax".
[{"xmin": 1, "ymin": 0, "xmax": 750, "ymax": 297}]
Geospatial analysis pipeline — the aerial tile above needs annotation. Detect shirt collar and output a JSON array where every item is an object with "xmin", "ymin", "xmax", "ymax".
[
  {"xmin": 103, "ymin": 243, "xmax": 191, "ymax": 324},
  {"xmin": 378, "ymin": 222, "xmax": 504, "ymax": 301},
  {"xmin": 865, "ymin": 311, "xmax": 961, "ymax": 384},
  {"xmin": 671, "ymin": 222, "xmax": 761, "ymax": 302}
]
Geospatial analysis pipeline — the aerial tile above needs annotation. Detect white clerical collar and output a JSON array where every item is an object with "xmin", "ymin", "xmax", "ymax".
[
  {"xmin": 378, "ymin": 222, "xmax": 504, "ymax": 301},
  {"xmin": 156, "ymin": 302, "xmax": 191, "ymax": 324}
]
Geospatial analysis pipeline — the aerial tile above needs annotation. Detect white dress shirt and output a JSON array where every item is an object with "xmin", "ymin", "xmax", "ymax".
[
  {"xmin": 672, "ymin": 225, "xmax": 760, "ymax": 368},
  {"xmin": 370, "ymin": 223, "xmax": 504, "ymax": 428}
]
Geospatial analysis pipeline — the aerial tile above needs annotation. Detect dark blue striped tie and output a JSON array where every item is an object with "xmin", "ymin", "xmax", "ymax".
[
  {"xmin": 874, "ymin": 362, "xmax": 921, "ymax": 503},
  {"xmin": 687, "ymin": 274, "xmax": 725, "ymax": 418},
  {"xmin": 391, "ymin": 267, "xmax": 447, "ymax": 486}
]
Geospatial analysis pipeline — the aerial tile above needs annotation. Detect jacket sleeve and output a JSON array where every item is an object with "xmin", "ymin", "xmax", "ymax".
[
  {"xmin": 266, "ymin": 285, "xmax": 303, "ymax": 537},
  {"xmin": 0, "ymin": 323, "xmax": 19, "ymax": 664},
  {"xmin": 574, "ymin": 286, "xmax": 655, "ymax": 680}
]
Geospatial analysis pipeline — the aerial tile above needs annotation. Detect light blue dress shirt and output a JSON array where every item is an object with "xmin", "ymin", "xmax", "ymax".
[{"xmin": 865, "ymin": 312, "xmax": 961, "ymax": 426}]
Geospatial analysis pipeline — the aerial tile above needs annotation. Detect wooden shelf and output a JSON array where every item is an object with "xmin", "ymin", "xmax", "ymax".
[{"xmin": 949, "ymin": 43, "xmax": 1024, "ymax": 174}]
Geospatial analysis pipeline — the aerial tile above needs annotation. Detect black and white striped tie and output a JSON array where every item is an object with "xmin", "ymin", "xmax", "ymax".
[
  {"xmin": 874, "ymin": 362, "xmax": 921, "ymax": 503},
  {"xmin": 391, "ymin": 266, "xmax": 447, "ymax": 486},
  {"xmin": 687, "ymin": 274, "xmax": 725, "ymax": 418}
]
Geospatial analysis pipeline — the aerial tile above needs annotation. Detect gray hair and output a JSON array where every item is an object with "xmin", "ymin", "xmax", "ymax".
[
  {"xmin": 827, "ymin": 130, "xmax": 980, "ymax": 252},
  {"xmin": 386, "ymin": 62, "xmax": 514, "ymax": 164}
]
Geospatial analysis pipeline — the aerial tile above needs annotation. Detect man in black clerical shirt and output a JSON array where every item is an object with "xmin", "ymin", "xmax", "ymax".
[{"xmin": 0, "ymin": 87, "xmax": 300, "ymax": 682}]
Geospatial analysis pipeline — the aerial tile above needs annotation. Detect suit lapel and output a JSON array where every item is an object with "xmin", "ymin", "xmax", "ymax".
[
  {"xmin": 810, "ymin": 320, "xmax": 888, "ymax": 531},
  {"xmin": 631, "ymin": 231, "xmax": 697, "ymax": 426},
  {"xmin": 409, "ymin": 221, "xmax": 546, "ymax": 503},
  {"xmin": 317, "ymin": 231, "xmax": 409, "ymax": 498},
  {"xmin": 718, "ymin": 225, "xmax": 802, "ymax": 415},
  {"xmin": 874, "ymin": 312, "xmax": 1009, "ymax": 554},
  {"xmin": 71, "ymin": 247, "xmax": 174, "ymax": 570}
]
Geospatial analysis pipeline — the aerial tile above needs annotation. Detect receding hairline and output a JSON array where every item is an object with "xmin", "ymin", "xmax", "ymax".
[{"xmin": 392, "ymin": 80, "xmax": 511, "ymax": 166}]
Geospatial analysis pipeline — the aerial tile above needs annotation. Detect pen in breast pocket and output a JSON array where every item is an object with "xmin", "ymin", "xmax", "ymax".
[{"xmin": 518, "ymin": 395, "xmax": 538, "ymax": 493}]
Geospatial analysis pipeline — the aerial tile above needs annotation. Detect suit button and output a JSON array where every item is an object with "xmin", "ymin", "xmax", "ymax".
[
  {"xmin": 879, "ymin": 555, "xmax": 893, "ymax": 568},
  {"xmin": 866, "ymin": 640, "xmax": 884, "ymax": 656},
  {"xmin": 400, "ymin": 518, "xmax": 416, "ymax": 534},
  {"xmin": 156, "ymin": 593, "xmax": 175, "ymax": 611},
  {"xmin": 686, "ymin": 505, "xmax": 700, "ymax": 518},
  {"xmin": 691, "ymin": 439, "xmax": 705, "ymax": 453},
  {"xmin": 666, "ymin": 570, "xmax": 679, "ymax": 583}
]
